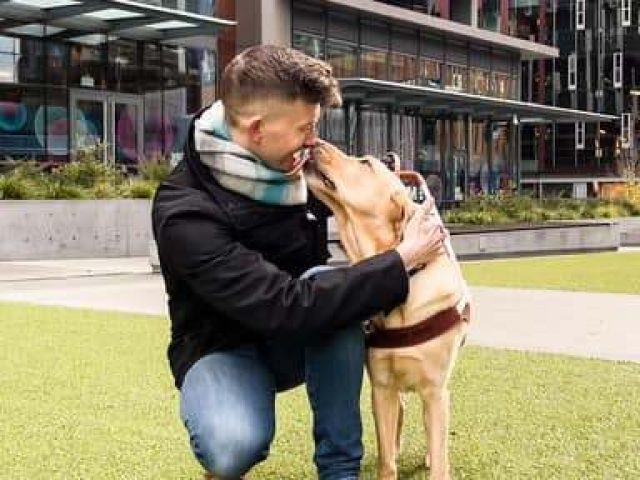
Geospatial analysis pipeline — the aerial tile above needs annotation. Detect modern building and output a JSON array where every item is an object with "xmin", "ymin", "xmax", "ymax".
[
  {"xmin": 0, "ymin": 0, "xmax": 233, "ymax": 167},
  {"xmin": 235, "ymin": 0, "xmax": 616, "ymax": 202},
  {"xmin": 0, "ymin": 0, "xmax": 623, "ymax": 202},
  {"xmin": 517, "ymin": 0, "xmax": 640, "ymax": 198}
]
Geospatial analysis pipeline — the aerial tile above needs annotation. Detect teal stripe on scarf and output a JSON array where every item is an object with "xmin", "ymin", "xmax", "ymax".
[{"xmin": 194, "ymin": 101, "xmax": 307, "ymax": 206}]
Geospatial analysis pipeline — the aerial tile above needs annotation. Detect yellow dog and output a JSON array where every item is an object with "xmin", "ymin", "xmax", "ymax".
[{"xmin": 305, "ymin": 141, "xmax": 472, "ymax": 480}]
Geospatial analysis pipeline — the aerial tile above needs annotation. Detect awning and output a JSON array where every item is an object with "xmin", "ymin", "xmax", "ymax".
[
  {"xmin": 339, "ymin": 78, "xmax": 619, "ymax": 124},
  {"xmin": 0, "ymin": 0, "xmax": 234, "ymax": 47}
]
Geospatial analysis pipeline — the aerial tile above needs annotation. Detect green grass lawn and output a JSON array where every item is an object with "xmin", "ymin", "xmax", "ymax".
[
  {"xmin": 2, "ymin": 302, "xmax": 639, "ymax": 479},
  {"xmin": 461, "ymin": 251, "xmax": 640, "ymax": 294}
]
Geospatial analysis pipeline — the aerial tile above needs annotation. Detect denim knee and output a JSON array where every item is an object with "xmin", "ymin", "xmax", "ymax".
[{"xmin": 187, "ymin": 416, "xmax": 272, "ymax": 478}]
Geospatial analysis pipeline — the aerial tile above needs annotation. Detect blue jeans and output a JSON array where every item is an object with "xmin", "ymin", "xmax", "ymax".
[{"xmin": 179, "ymin": 267, "xmax": 365, "ymax": 480}]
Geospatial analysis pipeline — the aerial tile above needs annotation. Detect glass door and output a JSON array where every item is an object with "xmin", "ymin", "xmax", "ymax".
[
  {"xmin": 70, "ymin": 89, "xmax": 142, "ymax": 164},
  {"xmin": 70, "ymin": 90, "xmax": 107, "ymax": 161}
]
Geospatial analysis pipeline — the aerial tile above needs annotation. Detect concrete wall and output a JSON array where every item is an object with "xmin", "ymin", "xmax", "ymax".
[
  {"xmin": 327, "ymin": 218, "xmax": 621, "ymax": 264},
  {"xmin": 449, "ymin": 222, "xmax": 620, "ymax": 259},
  {"xmin": 0, "ymin": 200, "xmax": 152, "ymax": 261},
  {"xmin": 617, "ymin": 217, "xmax": 640, "ymax": 246}
]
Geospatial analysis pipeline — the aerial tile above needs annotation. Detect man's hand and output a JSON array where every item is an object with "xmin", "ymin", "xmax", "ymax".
[{"xmin": 395, "ymin": 199, "xmax": 446, "ymax": 271}]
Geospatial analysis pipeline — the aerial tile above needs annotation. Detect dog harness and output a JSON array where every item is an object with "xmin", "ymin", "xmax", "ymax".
[{"xmin": 366, "ymin": 306, "xmax": 463, "ymax": 349}]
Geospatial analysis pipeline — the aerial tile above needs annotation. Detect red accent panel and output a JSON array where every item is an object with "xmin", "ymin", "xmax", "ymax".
[
  {"xmin": 217, "ymin": 0, "xmax": 237, "ymax": 72},
  {"xmin": 439, "ymin": 0, "xmax": 450, "ymax": 20},
  {"xmin": 500, "ymin": 0, "xmax": 509, "ymax": 35}
]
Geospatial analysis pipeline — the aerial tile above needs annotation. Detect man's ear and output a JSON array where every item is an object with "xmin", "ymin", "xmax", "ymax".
[{"xmin": 247, "ymin": 116, "xmax": 263, "ymax": 144}]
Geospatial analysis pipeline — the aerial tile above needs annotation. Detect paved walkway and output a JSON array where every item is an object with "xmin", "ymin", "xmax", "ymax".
[{"xmin": 1, "ymin": 257, "xmax": 638, "ymax": 362}]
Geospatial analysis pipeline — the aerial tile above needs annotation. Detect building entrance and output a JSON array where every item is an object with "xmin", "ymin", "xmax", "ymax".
[{"xmin": 70, "ymin": 89, "xmax": 143, "ymax": 165}]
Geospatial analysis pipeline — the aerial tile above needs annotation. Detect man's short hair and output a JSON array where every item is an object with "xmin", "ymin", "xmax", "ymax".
[{"xmin": 220, "ymin": 45, "xmax": 342, "ymax": 126}]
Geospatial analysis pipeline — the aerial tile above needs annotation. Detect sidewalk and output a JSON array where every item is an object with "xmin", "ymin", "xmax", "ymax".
[{"xmin": 1, "ymin": 257, "xmax": 638, "ymax": 362}]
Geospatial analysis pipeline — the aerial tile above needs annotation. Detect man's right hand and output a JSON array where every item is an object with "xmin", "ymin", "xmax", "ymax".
[{"xmin": 395, "ymin": 199, "xmax": 446, "ymax": 271}]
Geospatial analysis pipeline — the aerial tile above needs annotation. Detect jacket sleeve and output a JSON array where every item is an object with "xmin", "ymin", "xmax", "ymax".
[{"xmin": 158, "ymin": 211, "xmax": 409, "ymax": 337}]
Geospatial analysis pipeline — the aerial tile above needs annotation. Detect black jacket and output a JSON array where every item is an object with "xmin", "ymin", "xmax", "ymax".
[{"xmin": 152, "ymin": 116, "xmax": 409, "ymax": 389}]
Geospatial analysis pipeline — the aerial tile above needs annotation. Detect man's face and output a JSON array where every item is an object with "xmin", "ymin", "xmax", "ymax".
[{"xmin": 254, "ymin": 99, "xmax": 321, "ymax": 173}]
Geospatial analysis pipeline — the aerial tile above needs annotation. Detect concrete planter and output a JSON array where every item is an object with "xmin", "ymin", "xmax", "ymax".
[
  {"xmin": 616, "ymin": 217, "xmax": 640, "ymax": 246},
  {"xmin": 327, "ymin": 218, "xmax": 621, "ymax": 264},
  {"xmin": 448, "ymin": 221, "xmax": 620, "ymax": 260},
  {"xmin": 0, "ymin": 200, "xmax": 152, "ymax": 261}
]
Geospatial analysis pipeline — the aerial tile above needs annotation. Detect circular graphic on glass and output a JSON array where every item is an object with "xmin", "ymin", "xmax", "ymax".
[
  {"xmin": 115, "ymin": 104, "xmax": 137, "ymax": 162},
  {"xmin": 34, "ymin": 105, "xmax": 70, "ymax": 155},
  {"xmin": 0, "ymin": 101, "xmax": 28, "ymax": 132}
]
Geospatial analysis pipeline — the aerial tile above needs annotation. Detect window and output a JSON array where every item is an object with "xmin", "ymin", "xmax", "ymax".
[
  {"xmin": 360, "ymin": 47, "xmax": 388, "ymax": 80},
  {"xmin": 327, "ymin": 41, "xmax": 357, "ymax": 77},
  {"xmin": 568, "ymin": 53, "xmax": 577, "ymax": 91},
  {"xmin": 621, "ymin": 113, "xmax": 631, "ymax": 148},
  {"xmin": 613, "ymin": 51, "xmax": 622, "ymax": 89},
  {"xmin": 417, "ymin": 58, "xmax": 441, "ymax": 87},
  {"xmin": 576, "ymin": 0, "xmax": 585, "ymax": 30},
  {"xmin": 293, "ymin": 32, "xmax": 325, "ymax": 60},
  {"xmin": 390, "ymin": 52, "xmax": 417, "ymax": 83},
  {"xmin": 471, "ymin": 68, "xmax": 490, "ymax": 95},
  {"xmin": 622, "ymin": 0, "xmax": 631, "ymax": 27},
  {"xmin": 492, "ymin": 71, "xmax": 512, "ymax": 98},
  {"xmin": 575, "ymin": 122, "xmax": 585, "ymax": 150},
  {"xmin": 445, "ymin": 64, "xmax": 467, "ymax": 92}
]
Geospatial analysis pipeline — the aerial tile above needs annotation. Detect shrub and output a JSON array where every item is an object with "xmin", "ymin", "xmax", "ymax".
[
  {"xmin": 90, "ymin": 181, "xmax": 121, "ymax": 199},
  {"xmin": 122, "ymin": 179, "xmax": 158, "ymax": 199},
  {"xmin": 52, "ymin": 157, "xmax": 123, "ymax": 189},
  {"xmin": 138, "ymin": 159, "xmax": 171, "ymax": 183},
  {"xmin": 41, "ymin": 180, "xmax": 86, "ymax": 200},
  {"xmin": 0, "ymin": 174, "xmax": 33, "ymax": 199},
  {"xmin": 442, "ymin": 193, "xmax": 639, "ymax": 225}
]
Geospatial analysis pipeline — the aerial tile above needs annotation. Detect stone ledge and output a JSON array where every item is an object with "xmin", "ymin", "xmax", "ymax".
[
  {"xmin": 327, "ymin": 219, "xmax": 621, "ymax": 264},
  {"xmin": 0, "ymin": 200, "xmax": 152, "ymax": 261}
]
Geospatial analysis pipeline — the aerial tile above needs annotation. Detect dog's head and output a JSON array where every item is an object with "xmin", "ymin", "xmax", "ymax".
[{"xmin": 305, "ymin": 141, "xmax": 416, "ymax": 263}]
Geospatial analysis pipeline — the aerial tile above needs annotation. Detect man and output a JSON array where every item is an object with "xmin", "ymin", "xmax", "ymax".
[{"xmin": 152, "ymin": 45, "xmax": 444, "ymax": 479}]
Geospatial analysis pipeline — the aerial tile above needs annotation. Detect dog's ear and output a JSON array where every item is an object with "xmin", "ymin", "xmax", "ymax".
[{"xmin": 390, "ymin": 189, "xmax": 410, "ymax": 242}]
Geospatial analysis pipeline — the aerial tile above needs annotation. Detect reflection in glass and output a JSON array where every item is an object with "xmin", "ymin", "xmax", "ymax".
[
  {"xmin": 391, "ymin": 113, "xmax": 416, "ymax": 169},
  {"xmin": 417, "ymin": 58, "xmax": 441, "ymax": 87},
  {"xmin": 74, "ymin": 99, "xmax": 104, "ymax": 152},
  {"xmin": 417, "ymin": 118, "xmax": 441, "ymax": 174},
  {"xmin": 115, "ymin": 102, "xmax": 138, "ymax": 164},
  {"xmin": 491, "ymin": 124, "xmax": 509, "ymax": 192},
  {"xmin": 477, "ymin": 0, "xmax": 501, "ymax": 32},
  {"xmin": 0, "ymin": 53, "xmax": 16, "ymax": 83},
  {"xmin": 0, "ymin": 88, "xmax": 45, "ymax": 158},
  {"xmin": 469, "ymin": 120, "xmax": 488, "ymax": 195},
  {"xmin": 471, "ymin": 68, "xmax": 491, "ymax": 95},
  {"xmin": 320, "ymin": 107, "xmax": 345, "ymax": 151},
  {"xmin": 361, "ymin": 47, "xmax": 388, "ymax": 80},
  {"xmin": 492, "ymin": 71, "xmax": 512, "ymax": 98},
  {"xmin": 47, "ymin": 42, "xmax": 68, "ymax": 86},
  {"xmin": 390, "ymin": 52, "xmax": 417, "ymax": 84},
  {"xmin": 293, "ymin": 32, "xmax": 325, "ymax": 59},
  {"xmin": 445, "ymin": 64, "xmax": 468, "ymax": 92},
  {"xmin": 108, "ymin": 39, "xmax": 138, "ymax": 93},
  {"xmin": 69, "ymin": 42, "xmax": 106, "ymax": 89},
  {"xmin": 360, "ymin": 108, "xmax": 388, "ymax": 159},
  {"xmin": 327, "ymin": 41, "xmax": 357, "ymax": 77}
]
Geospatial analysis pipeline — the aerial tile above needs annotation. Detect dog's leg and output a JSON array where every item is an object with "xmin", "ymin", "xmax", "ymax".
[
  {"xmin": 396, "ymin": 394, "xmax": 405, "ymax": 453},
  {"xmin": 421, "ymin": 386, "xmax": 451, "ymax": 480},
  {"xmin": 372, "ymin": 384, "xmax": 402, "ymax": 480}
]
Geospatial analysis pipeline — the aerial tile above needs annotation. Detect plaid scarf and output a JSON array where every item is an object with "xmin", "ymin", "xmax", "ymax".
[{"xmin": 194, "ymin": 101, "xmax": 307, "ymax": 206}]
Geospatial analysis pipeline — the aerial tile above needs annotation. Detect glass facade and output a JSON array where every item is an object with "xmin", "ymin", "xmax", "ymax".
[
  {"xmin": 518, "ymin": 0, "xmax": 638, "ymax": 178},
  {"xmin": 292, "ymin": 2, "xmax": 527, "ymax": 201},
  {"xmin": 292, "ymin": 4, "xmax": 520, "ymax": 100},
  {"xmin": 0, "ymin": 32, "xmax": 216, "ymax": 164}
]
